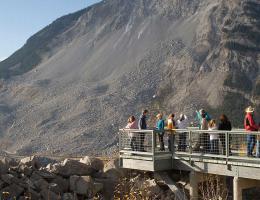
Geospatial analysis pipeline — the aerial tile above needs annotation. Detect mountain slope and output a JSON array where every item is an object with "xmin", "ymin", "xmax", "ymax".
[{"xmin": 0, "ymin": 0, "xmax": 259, "ymax": 156}]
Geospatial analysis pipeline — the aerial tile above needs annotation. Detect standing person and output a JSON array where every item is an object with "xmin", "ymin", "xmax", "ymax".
[
  {"xmin": 138, "ymin": 109, "xmax": 149, "ymax": 152},
  {"xmin": 208, "ymin": 120, "xmax": 219, "ymax": 154},
  {"xmin": 196, "ymin": 109, "xmax": 211, "ymax": 129},
  {"xmin": 167, "ymin": 114, "xmax": 176, "ymax": 151},
  {"xmin": 218, "ymin": 114, "xmax": 232, "ymax": 155},
  {"xmin": 156, "ymin": 113, "xmax": 165, "ymax": 151},
  {"xmin": 125, "ymin": 116, "xmax": 138, "ymax": 151},
  {"xmin": 244, "ymin": 106, "xmax": 259, "ymax": 157},
  {"xmin": 176, "ymin": 114, "xmax": 189, "ymax": 152},
  {"xmin": 201, "ymin": 112, "xmax": 210, "ymax": 153}
]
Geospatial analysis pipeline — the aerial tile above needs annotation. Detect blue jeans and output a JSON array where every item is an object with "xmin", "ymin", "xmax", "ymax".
[
  {"xmin": 210, "ymin": 139, "xmax": 219, "ymax": 155},
  {"xmin": 247, "ymin": 135, "xmax": 256, "ymax": 156},
  {"xmin": 256, "ymin": 140, "xmax": 260, "ymax": 158}
]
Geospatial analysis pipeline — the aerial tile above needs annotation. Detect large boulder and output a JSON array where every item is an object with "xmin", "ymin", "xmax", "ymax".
[
  {"xmin": 20, "ymin": 156, "xmax": 56, "ymax": 169},
  {"xmin": 51, "ymin": 176, "xmax": 69, "ymax": 193},
  {"xmin": 33, "ymin": 170, "xmax": 56, "ymax": 181},
  {"xmin": 80, "ymin": 156, "xmax": 104, "ymax": 172},
  {"xmin": 63, "ymin": 193, "xmax": 78, "ymax": 200},
  {"xmin": 69, "ymin": 175, "xmax": 94, "ymax": 196},
  {"xmin": 40, "ymin": 188, "xmax": 59, "ymax": 200},
  {"xmin": 1, "ymin": 157, "xmax": 19, "ymax": 167},
  {"xmin": 0, "ymin": 159, "xmax": 10, "ymax": 174},
  {"xmin": 1, "ymin": 174, "xmax": 21, "ymax": 185},
  {"xmin": 0, "ymin": 184, "xmax": 24, "ymax": 198},
  {"xmin": 93, "ymin": 182, "xmax": 104, "ymax": 195},
  {"xmin": 52, "ymin": 159, "xmax": 95, "ymax": 177},
  {"xmin": 103, "ymin": 159, "xmax": 126, "ymax": 180},
  {"xmin": 18, "ymin": 164, "xmax": 33, "ymax": 176}
]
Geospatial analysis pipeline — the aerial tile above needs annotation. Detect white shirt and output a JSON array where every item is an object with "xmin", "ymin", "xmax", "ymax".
[
  {"xmin": 176, "ymin": 115, "xmax": 189, "ymax": 129},
  {"xmin": 209, "ymin": 126, "xmax": 219, "ymax": 140}
]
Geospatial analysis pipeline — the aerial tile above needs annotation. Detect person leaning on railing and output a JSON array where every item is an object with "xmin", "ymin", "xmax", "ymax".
[{"xmin": 244, "ymin": 106, "xmax": 259, "ymax": 157}]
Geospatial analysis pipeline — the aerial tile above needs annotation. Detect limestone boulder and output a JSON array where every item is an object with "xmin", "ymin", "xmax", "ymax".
[
  {"xmin": 41, "ymin": 188, "xmax": 59, "ymax": 200},
  {"xmin": 0, "ymin": 184, "xmax": 24, "ymax": 198},
  {"xmin": 0, "ymin": 159, "xmax": 9, "ymax": 174},
  {"xmin": 103, "ymin": 159, "xmax": 126, "ymax": 180},
  {"xmin": 51, "ymin": 176, "xmax": 69, "ymax": 193},
  {"xmin": 20, "ymin": 156, "xmax": 57, "ymax": 169},
  {"xmin": 52, "ymin": 159, "xmax": 95, "ymax": 177},
  {"xmin": 18, "ymin": 164, "xmax": 33, "ymax": 176},
  {"xmin": 69, "ymin": 175, "xmax": 94, "ymax": 196},
  {"xmin": 1, "ymin": 174, "xmax": 21, "ymax": 185},
  {"xmin": 80, "ymin": 156, "xmax": 104, "ymax": 172},
  {"xmin": 63, "ymin": 193, "xmax": 78, "ymax": 200}
]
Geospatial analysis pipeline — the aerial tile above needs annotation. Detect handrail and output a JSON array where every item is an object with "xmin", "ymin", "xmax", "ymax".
[{"xmin": 120, "ymin": 128, "xmax": 260, "ymax": 134}]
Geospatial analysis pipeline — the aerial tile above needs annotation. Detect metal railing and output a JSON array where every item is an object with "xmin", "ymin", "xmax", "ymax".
[{"xmin": 119, "ymin": 128, "xmax": 260, "ymax": 165}]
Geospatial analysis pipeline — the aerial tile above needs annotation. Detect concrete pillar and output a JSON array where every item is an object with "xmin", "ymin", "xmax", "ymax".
[
  {"xmin": 190, "ymin": 171, "xmax": 201, "ymax": 200},
  {"xmin": 233, "ymin": 177, "xmax": 260, "ymax": 200},
  {"xmin": 233, "ymin": 177, "xmax": 242, "ymax": 200}
]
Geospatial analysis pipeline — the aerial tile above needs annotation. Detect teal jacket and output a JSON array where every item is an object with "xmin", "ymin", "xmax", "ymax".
[
  {"xmin": 196, "ymin": 111, "xmax": 211, "ymax": 129},
  {"xmin": 156, "ymin": 119, "xmax": 165, "ymax": 133}
]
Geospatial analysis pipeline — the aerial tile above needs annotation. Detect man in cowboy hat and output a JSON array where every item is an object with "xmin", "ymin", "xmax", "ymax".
[{"xmin": 244, "ymin": 106, "xmax": 259, "ymax": 156}]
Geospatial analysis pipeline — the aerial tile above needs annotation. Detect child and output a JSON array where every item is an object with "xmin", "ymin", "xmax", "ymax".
[{"xmin": 208, "ymin": 120, "xmax": 219, "ymax": 154}]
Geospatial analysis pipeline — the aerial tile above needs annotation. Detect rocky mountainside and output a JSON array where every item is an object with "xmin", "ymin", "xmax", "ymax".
[
  {"xmin": 0, "ymin": 156, "xmax": 176, "ymax": 200},
  {"xmin": 0, "ymin": 0, "xmax": 259, "ymax": 155}
]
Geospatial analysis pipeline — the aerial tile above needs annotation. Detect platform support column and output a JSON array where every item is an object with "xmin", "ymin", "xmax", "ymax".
[
  {"xmin": 233, "ymin": 177, "xmax": 260, "ymax": 200},
  {"xmin": 190, "ymin": 171, "xmax": 201, "ymax": 200}
]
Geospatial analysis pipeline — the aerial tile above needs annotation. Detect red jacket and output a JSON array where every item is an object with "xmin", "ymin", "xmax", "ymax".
[{"xmin": 244, "ymin": 113, "xmax": 259, "ymax": 131}]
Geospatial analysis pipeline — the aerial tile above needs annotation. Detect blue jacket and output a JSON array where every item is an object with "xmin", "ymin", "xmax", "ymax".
[{"xmin": 138, "ymin": 115, "xmax": 147, "ymax": 129}]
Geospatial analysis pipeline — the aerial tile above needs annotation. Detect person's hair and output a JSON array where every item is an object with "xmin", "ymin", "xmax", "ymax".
[
  {"xmin": 168, "ymin": 113, "xmax": 175, "ymax": 119},
  {"xmin": 143, "ymin": 109, "xmax": 149, "ymax": 114},
  {"xmin": 209, "ymin": 119, "xmax": 216, "ymax": 128},
  {"xmin": 157, "ymin": 113, "xmax": 163, "ymax": 119},
  {"xmin": 220, "ymin": 114, "xmax": 228, "ymax": 122},
  {"xmin": 128, "ymin": 116, "xmax": 135, "ymax": 123}
]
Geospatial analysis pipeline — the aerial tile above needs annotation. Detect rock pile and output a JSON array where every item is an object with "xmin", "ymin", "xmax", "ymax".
[{"xmin": 0, "ymin": 156, "xmax": 120, "ymax": 200}]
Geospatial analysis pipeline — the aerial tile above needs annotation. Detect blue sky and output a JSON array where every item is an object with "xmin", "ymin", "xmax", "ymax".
[{"xmin": 0, "ymin": 0, "xmax": 101, "ymax": 61}]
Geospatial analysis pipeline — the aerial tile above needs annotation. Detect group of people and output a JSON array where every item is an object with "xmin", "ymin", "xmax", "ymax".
[
  {"xmin": 124, "ymin": 106, "xmax": 260, "ymax": 157},
  {"xmin": 195, "ymin": 109, "xmax": 232, "ymax": 154}
]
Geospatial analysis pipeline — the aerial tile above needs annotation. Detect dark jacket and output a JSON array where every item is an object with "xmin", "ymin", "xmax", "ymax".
[
  {"xmin": 218, "ymin": 121, "xmax": 232, "ymax": 131},
  {"xmin": 138, "ymin": 115, "xmax": 147, "ymax": 129}
]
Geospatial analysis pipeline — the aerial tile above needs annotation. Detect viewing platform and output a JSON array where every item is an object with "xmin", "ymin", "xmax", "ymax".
[{"xmin": 119, "ymin": 128, "xmax": 260, "ymax": 200}]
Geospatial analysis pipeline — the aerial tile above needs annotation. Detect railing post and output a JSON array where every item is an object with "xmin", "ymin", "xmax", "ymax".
[
  {"xmin": 152, "ymin": 130, "xmax": 156, "ymax": 156},
  {"xmin": 189, "ymin": 131, "xmax": 192, "ymax": 164},
  {"xmin": 118, "ymin": 130, "xmax": 122, "ymax": 167},
  {"xmin": 226, "ymin": 132, "xmax": 229, "ymax": 163},
  {"xmin": 171, "ymin": 131, "xmax": 175, "ymax": 155},
  {"xmin": 152, "ymin": 131, "xmax": 156, "ymax": 170},
  {"xmin": 119, "ymin": 130, "xmax": 121, "ymax": 151}
]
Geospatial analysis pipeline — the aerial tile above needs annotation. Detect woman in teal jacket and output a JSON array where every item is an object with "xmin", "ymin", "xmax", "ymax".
[{"xmin": 156, "ymin": 113, "xmax": 165, "ymax": 151}]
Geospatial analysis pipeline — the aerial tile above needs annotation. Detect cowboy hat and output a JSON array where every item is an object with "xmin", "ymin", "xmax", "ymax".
[{"xmin": 245, "ymin": 106, "xmax": 254, "ymax": 113}]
